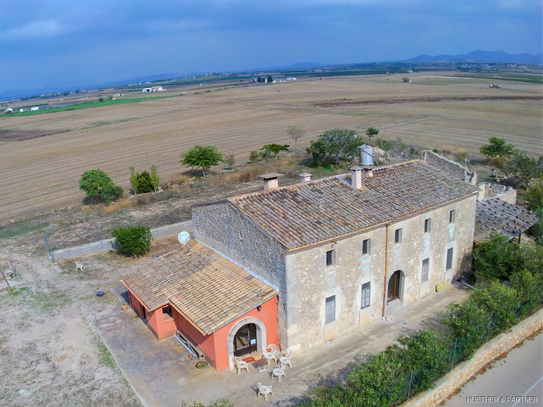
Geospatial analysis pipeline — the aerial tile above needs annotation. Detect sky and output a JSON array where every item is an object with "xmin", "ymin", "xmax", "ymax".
[{"xmin": 0, "ymin": 0, "xmax": 541, "ymax": 94}]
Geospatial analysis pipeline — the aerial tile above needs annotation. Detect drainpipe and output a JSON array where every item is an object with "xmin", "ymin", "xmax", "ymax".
[{"xmin": 382, "ymin": 222, "xmax": 391, "ymax": 317}]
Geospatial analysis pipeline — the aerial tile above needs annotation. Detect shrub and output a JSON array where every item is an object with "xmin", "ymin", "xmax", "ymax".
[
  {"xmin": 130, "ymin": 164, "xmax": 160, "ymax": 193},
  {"xmin": 260, "ymin": 143, "xmax": 289, "ymax": 159},
  {"xmin": 479, "ymin": 137, "xmax": 514, "ymax": 159},
  {"xmin": 525, "ymin": 179, "xmax": 543, "ymax": 211},
  {"xmin": 249, "ymin": 150, "xmax": 259, "ymax": 164},
  {"xmin": 79, "ymin": 169, "xmax": 123, "ymax": 204},
  {"xmin": 225, "ymin": 154, "xmax": 236, "ymax": 169},
  {"xmin": 111, "ymin": 226, "xmax": 152, "ymax": 257}
]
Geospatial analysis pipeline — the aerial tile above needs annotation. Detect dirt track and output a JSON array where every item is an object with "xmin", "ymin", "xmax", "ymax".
[{"xmin": 0, "ymin": 73, "xmax": 541, "ymax": 223}]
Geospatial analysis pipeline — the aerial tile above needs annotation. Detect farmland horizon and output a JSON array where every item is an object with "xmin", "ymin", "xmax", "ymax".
[{"xmin": 2, "ymin": 49, "xmax": 542, "ymax": 101}]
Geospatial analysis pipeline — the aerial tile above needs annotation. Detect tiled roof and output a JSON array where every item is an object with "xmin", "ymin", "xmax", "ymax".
[
  {"xmin": 228, "ymin": 160, "xmax": 479, "ymax": 250},
  {"xmin": 121, "ymin": 242, "xmax": 277, "ymax": 335},
  {"xmin": 475, "ymin": 197, "xmax": 539, "ymax": 243}
]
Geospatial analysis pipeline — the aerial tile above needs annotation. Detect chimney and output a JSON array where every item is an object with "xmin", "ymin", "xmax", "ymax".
[
  {"xmin": 259, "ymin": 173, "xmax": 282, "ymax": 191},
  {"xmin": 299, "ymin": 172, "xmax": 311, "ymax": 183},
  {"xmin": 358, "ymin": 145, "xmax": 373, "ymax": 166},
  {"xmin": 350, "ymin": 167, "xmax": 362, "ymax": 190}
]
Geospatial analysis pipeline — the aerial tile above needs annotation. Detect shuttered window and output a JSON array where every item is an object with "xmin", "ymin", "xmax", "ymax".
[
  {"xmin": 361, "ymin": 283, "xmax": 371, "ymax": 309},
  {"xmin": 325, "ymin": 296, "xmax": 336, "ymax": 324},
  {"xmin": 421, "ymin": 258, "xmax": 429, "ymax": 282}
]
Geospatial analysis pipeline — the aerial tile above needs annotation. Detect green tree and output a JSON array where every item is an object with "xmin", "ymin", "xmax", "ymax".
[
  {"xmin": 306, "ymin": 130, "xmax": 364, "ymax": 166},
  {"xmin": 529, "ymin": 208, "xmax": 543, "ymax": 245},
  {"xmin": 79, "ymin": 169, "xmax": 123, "ymax": 203},
  {"xmin": 479, "ymin": 137, "xmax": 514, "ymax": 159},
  {"xmin": 502, "ymin": 152, "xmax": 540, "ymax": 187},
  {"xmin": 98, "ymin": 97, "xmax": 104, "ymax": 102},
  {"xmin": 112, "ymin": 226, "xmax": 152, "ymax": 257},
  {"xmin": 365, "ymin": 127, "xmax": 379, "ymax": 141},
  {"xmin": 180, "ymin": 145, "xmax": 224, "ymax": 178},
  {"xmin": 525, "ymin": 179, "xmax": 543, "ymax": 211},
  {"xmin": 306, "ymin": 138, "xmax": 329, "ymax": 166},
  {"xmin": 266, "ymin": 75, "xmax": 273, "ymax": 83},
  {"xmin": 473, "ymin": 233, "xmax": 523, "ymax": 281},
  {"xmin": 260, "ymin": 143, "xmax": 289, "ymax": 158},
  {"xmin": 150, "ymin": 163, "xmax": 160, "ymax": 191},
  {"xmin": 286, "ymin": 125, "xmax": 305, "ymax": 146}
]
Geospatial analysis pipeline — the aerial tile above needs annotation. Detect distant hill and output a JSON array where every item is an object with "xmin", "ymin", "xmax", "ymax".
[{"xmin": 406, "ymin": 50, "xmax": 542, "ymax": 64}]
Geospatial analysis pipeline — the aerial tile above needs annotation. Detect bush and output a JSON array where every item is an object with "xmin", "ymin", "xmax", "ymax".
[
  {"xmin": 79, "ymin": 169, "xmax": 123, "ymax": 204},
  {"xmin": 249, "ymin": 151, "xmax": 259, "ymax": 164},
  {"xmin": 180, "ymin": 145, "xmax": 224, "ymax": 178},
  {"xmin": 111, "ymin": 226, "xmax": 152, "ymax": 257},
  {"xmin": 525, "ymin": 179, "xmax": 543, "ymax": 211},
  {"xmin": 130, "ymin": 164, "xmax": 160, "ymax": 193}
]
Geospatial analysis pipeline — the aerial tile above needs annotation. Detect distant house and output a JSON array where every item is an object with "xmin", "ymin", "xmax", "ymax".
[
  {"xmin": 286, "ymin": 77, "xmax": 297, "ymax": 81},
  {"xmin": 30, "ymin": 107, "xmax": 39, "ymax": 111},
  {"xmin": 4, "ymin": 108, "xmax": 13, "ymax": 113},
  {"xmin": 142, "ymin": 86, "xmax": 164, "ymax": 93}
]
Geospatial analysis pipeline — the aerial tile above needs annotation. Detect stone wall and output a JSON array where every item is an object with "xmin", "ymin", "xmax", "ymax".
[
  {"xmin": 405, "ymin": 309, "xmax": 543, "ymax": 407},
  {"xmin": 478, "ymin": 182, "xmax": 517, "ymax": 204},
  {"xmin": 192, "ymin": 202, "xmax": 289, "ymax": 347}
]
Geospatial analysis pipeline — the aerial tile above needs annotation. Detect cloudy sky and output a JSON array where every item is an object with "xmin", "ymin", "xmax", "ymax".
[{"xmin": 1, "ymin": 0, "xmax": 541, "ymax": 94}]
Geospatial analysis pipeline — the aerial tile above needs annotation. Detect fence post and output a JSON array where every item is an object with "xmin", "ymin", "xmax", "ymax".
[{"xmin": 44, "ymin": 235, "xmax": 53, "ymax": 262}]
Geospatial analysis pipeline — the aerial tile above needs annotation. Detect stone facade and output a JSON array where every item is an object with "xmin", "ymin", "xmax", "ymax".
[
  {"xmin": 192, "ymin": 193, "xmax": 477, "ymax": 351},
  {"xmin": 283, "ymin": 195, "xmax": 477, "ymax": 350}
]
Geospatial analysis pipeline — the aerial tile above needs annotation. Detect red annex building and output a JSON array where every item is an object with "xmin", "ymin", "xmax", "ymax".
[{"xmin": 121, "ymin": 242, "xmax": 278, "ymax": 371}]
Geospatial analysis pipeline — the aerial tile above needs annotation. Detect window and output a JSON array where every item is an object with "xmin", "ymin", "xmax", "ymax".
[
  {"xmin": 162, "ymin": 306, "xmax": 172, "ymax": 320},
  {"xmin": 326, "ymin": 250, "xmax": 335, "ymax": 267},
  {"xmin": 424, "ymin": 218, "xmax": 432, "ymax": 233},
  {"xmin": 361, "ymin": 283, "xmax": 371, "ymax": 309},
  {"xmin": 446, "ymin": 248, "xmax": 454, "ymax": 270},
  {"xmin": 421, "ymin": 258, "xmax": 429, "ymax": 282},
  {"xmin": 394, "ymin": 228, "xmax": 402, "ymax": 244},
  {"xmin": 325, "ymin": 296, "xmax": 336, "ymax": 324},
  {"xmin": 449, "ymin": 210, "xmax": 456, "ymax": 224},
  {"xmin": 362, "ymin": 239, "xmax": 371, "ymax": 255}
]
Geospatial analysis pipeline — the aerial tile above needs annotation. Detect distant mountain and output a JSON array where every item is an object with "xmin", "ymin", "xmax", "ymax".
[{"xmin": 406, "ymin": 50, "xmax": 542, "ymax": 64}]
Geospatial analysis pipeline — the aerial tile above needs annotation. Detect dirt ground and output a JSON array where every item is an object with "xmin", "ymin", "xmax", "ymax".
[
  {"xmin": 0, "ymin": 73, "xmax": 541, "ymax": 223},
  {"xmin": 0, "ymin": 236, "xmax": 184, "ymax": 407}
]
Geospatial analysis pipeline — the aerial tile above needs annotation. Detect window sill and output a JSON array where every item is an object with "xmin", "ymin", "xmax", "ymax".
[{"xmin": 163, "ymin": 316, "xmax": 173, "ymax": 322}]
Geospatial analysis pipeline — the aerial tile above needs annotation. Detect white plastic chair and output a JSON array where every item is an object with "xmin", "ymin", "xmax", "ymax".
[
  {"xmin": 233, "ymin": 356, "xmax": 249, "ymax": 374},
  {"xmin": 271, "ymin": 366, "xmax": 286, "ymax": 382},
  {"xmin": 256, "ymin": 382, "xmax": 273, "ymax": 400},
  {"xmin": 263, "ymin": 344, "xmax": 278, "ymax": 366},
  {"xmin": 279, "ymin": 348, "xmax": 293, "ymax": 369}
]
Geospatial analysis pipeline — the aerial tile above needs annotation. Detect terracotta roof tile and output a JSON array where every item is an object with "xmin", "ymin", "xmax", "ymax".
[
  {"xmin": 229, "ymin": 160, "xmax": 479, "ymax": 250},
  {"xmin": 121, "ymin": 242, "xmax": 277, "ymax": 335}
]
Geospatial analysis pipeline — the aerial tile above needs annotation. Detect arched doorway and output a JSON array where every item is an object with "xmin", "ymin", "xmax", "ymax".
[
  {"xmin": 227, "ymin": 317, "xmax": 267, "ymax": 369},
  {"xmin": 387, "ymin": 270, "xmax": 403, "ymax": 302},
  {"xmin": 233, "ymin": 323, "xmax": 257, "ymax": 357}
]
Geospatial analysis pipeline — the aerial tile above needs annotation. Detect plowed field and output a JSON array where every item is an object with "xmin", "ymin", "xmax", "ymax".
[{"xmin": 0, "ymin": 74, "xmax": 541, "ymax": 223}]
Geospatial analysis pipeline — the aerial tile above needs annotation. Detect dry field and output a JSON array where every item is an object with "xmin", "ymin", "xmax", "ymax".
[{"xmin": 0, "ymin": 73, "xmax": 541, "ymax": 223}]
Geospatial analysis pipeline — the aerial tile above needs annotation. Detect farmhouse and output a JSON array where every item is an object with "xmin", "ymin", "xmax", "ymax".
[
  {"xmin": 142, "ymin": 86, "xmax": 164, "ymax": 93},
  {"xmin": 122, "ymin": 150, "xmax": 507, "ymax": 370}
]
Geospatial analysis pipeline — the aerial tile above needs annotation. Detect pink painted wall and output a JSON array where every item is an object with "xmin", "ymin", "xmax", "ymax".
[
  {"xmin": 128, "ymin": 288, "xmax": 279, "ymax": 371},
  {"xmin": 147, "ymin": 308, "xmax": 177, "ymax": 340},
  {"xmin": 212, "ymin": 296, "xmax": 278, "ymax": 371}
]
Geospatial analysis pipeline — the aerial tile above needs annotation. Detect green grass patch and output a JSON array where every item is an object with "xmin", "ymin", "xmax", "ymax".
[
  {"xmin": 0, "ymin": 222, "xmax": 48, "ymax": 240},
  {"xmin": 7, "ymin": 287, "xmax": 30, "ymax": 296},
  {"xmin": 97, "ymin": 342, "xmax": 117, "ymax": 369},
  {"xmin": 2, "ymin": 94, "xmax": 184, "ymax": 118}
]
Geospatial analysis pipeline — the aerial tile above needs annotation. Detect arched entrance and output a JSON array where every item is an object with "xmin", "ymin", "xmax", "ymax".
[
  {"xmin": 233, "ymin": 323, "xmax": 257, "ymax": 357},
  {"xmin": 227, "ymin": 317, "xmax": 267, "ymax": 369},
  {"xmin": 387, "ymin": 270, "xmax": 403, "ymax": 302}
]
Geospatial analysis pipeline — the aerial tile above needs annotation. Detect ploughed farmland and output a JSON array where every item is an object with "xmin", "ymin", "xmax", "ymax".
[{"xmin": 0, "ymin": 74, "xmax": 541, "ymax": 223}]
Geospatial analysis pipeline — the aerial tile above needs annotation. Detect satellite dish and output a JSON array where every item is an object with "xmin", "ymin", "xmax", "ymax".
[{"xmin": 178, "ymin": 231, "xmax": 190, "ymax": 245}]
